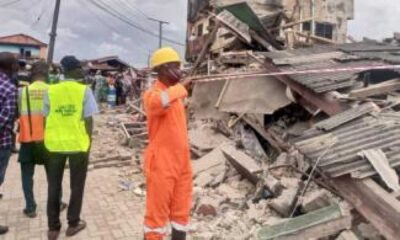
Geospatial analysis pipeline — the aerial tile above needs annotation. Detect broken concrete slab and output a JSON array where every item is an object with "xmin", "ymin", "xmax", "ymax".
[
  {"xmin": 269, "ymin": 188, "xmax": 298, "ymax": 217},
  {"xmin": 192, "ymin": 144, "xmax": 227, "ymax": 176},
  {"xmin": 191, "ymin": 80, "xmax": 229, "ymax": 120},
  {"xmin": 218, "ymin": 76, "xmax": 291, "ymax": 114},
  {"xmin": 356, "ymin": 223, "xmax": 383, "ymax": 240},
  {"xmin": 190, "ymin": 126, "xmax": 231, "ymax": 152},
  {"xmin": 221, "ymin": 144, "xmax": 262, "ymax": 185},
  {"xmin": 258, "ymin": 204, "xmax": 352, "ymax": 240},
  {"xmin": 336, "ymin": 230, "xmax": 360, "ymax": 240},
  {"xmin": 264, "ymin": 174, "xmax": 284, "ymax": 195},
  {"xmin": 302, "ymin": 190, "xmax": 333, "ymax": 213}
]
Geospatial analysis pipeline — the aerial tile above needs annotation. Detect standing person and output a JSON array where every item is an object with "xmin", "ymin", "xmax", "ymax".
[
  {"xmin": 48, "ymin": 64, "xmax": 60, "ymax": 85},
  {"xmin": 44, "ymin": 56, "xmax": 98, "ymax": 240},
  {"xmin": 93, "ymin": 70, "xmax": 106, "ymax": 104},
  {"xmin": 0, "ymin": 52, "xmax": 19, "ymax": 235},
  {"xmin": 143, "ymin": 47, "xmax": 192, "ymax": 240},
  {"xmin": 115, "ymin": 73, "xmax": 124, "ymax": 105},
  {"xmin": 17, "ymin": 61, "xmax": 67, "ymax": 218}
]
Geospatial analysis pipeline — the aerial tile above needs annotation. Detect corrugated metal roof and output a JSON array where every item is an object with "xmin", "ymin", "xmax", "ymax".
[
  {"xmin": 351, "ymin": 51, "xmax": 400, "ymax": 64},
  {"xmin": 338, "ymin": 42, "xmax": 400, "ymax": 53},
  {"xmin": 294, "ymin": 110, "xmax": 400, "ymax": 179},
  {"xmin": 259, "ymin": 43, "xmax": 400, "ymax": 93},
  {"xmin": 279, "ymin": 60, "xmax": 385, "ymax": 93}
]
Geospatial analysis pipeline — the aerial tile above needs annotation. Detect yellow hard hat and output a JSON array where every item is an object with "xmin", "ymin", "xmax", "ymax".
[{"xmin": 150, "ymin": 47, "xmax": 181, "ymax": 69}]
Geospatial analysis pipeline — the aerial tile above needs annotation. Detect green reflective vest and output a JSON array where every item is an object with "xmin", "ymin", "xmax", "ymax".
[{"xmin": 44, "ymin": 81, "xmax": 90, "ymax": 152}]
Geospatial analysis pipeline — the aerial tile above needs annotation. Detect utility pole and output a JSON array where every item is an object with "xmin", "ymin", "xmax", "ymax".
[
  {"xmin": 148, "ymin": 17, "xmax": 169, "ymax": 48},
  {"xmin": 47, "ymin": 0, "xmax": 61, "ymax": 64}
]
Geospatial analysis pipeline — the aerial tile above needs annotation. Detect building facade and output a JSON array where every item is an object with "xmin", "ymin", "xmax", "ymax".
[{"xmin": 0, "ymin": 34, "xmax": 48, "ymax": 60}]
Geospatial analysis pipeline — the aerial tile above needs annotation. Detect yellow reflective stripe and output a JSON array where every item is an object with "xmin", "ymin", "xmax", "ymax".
[{"xmin": 171, "ymin": 222, "xmax": 189, "ymax": 232}]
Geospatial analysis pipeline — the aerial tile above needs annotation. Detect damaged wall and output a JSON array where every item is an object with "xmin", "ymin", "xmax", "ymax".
[{"xmin": 283, "ymin": 0, "xmax": 354, "ymax": 43}]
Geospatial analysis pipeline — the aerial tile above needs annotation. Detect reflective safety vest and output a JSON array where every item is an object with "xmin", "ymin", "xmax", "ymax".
[
  {"xmin": 44, "ymin": 81, "xmax": 90, "ymax": 152},
  {"xmin": 18, "ymin": 81, "xmax": 49, "ymax": 143}
]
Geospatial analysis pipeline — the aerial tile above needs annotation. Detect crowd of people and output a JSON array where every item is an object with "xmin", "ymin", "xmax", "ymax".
[
  {"xmin": 86, "ymin": 69, "xmax": 138, "ymax": 107},
  {"xmin": 0, "ymin": 47, "xmax": 192, "ymax": 240}
]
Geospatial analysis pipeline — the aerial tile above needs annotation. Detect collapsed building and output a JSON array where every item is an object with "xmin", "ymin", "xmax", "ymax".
[
  {"xmin": 186, "ymin": 0, "xmax": 354, "ymax": 65},
  {"xmin": 172, "ymin": 0, "xmax": 400, "ymax": 239}
]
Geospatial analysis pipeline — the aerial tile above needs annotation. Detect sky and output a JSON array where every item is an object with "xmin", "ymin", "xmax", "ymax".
[{"xmin": 0, "ymin": 0, "xmax": 398, "ymax": 68}]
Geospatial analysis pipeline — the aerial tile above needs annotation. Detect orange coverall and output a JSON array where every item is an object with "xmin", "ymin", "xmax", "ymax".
[{"xmin": 143, "ymin": 80, "xmax": 193, "ymax": 240}]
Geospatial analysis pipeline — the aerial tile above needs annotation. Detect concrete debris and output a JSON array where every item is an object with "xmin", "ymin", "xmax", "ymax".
[
  {"xmin": 258, "ymin": 203, "xmax": 352, "ymax": 240},
  {"xmin": 264, "ymin": 174, "xmax": 283, "ymax": 195},
  {"xmin": 94, "ymin": 1, "xmax": 400, "ymax": 238},
  {"xmin": 269, "ymin": 187, "xmax": 298, "ymax": 217},
  {"xmin": 301, "ymin": 190, "xmax": 333, "ymax": 213},
  {"xmin": 356, "ymin": 223, "xmax": 384, "ymax": 240},
  {"xmin": 222, "ymin": 144, "xmax": 262, "ymax": 185},
  {"xmin": 336, "ymin": 230, "xmax": 361, "ymax": 240}
]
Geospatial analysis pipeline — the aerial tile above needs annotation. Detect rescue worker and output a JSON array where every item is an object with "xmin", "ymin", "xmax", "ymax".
[
  {"xmin": 0, "ymin": 52, "xmax": 19, "ymax": 235},
  {"xmin": 17, "ymin": 61, "xmax": 66, "ymax": 218},
  {"xmin": 143, "ymin": 47, "xmax": 192, "ymax": 240},
  {"xmin": 44, "ymin": 56, "xmax": 98, "ymax": 240}
]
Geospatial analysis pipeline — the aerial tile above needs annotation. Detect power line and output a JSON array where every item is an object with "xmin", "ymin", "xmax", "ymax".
[
  {"xmin": 122, "ymin": 0, "xmax": 150, "ymax": 19},
  {"xmin": 87, "ymin": 0, "xmax": 185, "ymax": 46},
  {"xmin": 80, "ymin": 0, "xmax": 149, "ymax": 57},
  {"xmin": 0, "ymin": 0, "xmax": 22, "ymax": 7},
  {"xmin": 31, "ymin": 0, "xmax": 49, "ymax": 27},
  {"xmin": 107, "ymin": 0, "xmax": 153, "ymax": 30}
]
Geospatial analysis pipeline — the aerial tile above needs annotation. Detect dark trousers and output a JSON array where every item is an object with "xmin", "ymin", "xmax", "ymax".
[
  {"xmin": 0, "ymin": 148, "xmax": 11, "ymax": 186},
  {"xmin": 19, "ymin": 142, "xmax": 49, "ymax": 212},
  {"xmin": 46, "ymin": 152, "xmax": 89, "ymax": 231},
  {"xmin": 20, "ymin": 161, "xmax": 37, "ymax": 212}
]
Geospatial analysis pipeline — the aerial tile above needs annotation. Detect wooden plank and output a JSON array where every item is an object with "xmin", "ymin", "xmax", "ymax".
[
  {"xmin": 294, "ymin": 31, "xmax": 337, "ymax": 44},
  {"xmin": 221, "ymin": 144, "xmax": 261, "ymax": 184},
  {"xmin": 258, "ymin": 204, "xmax": 351, "ymax": 240},
  {"xmin": 269, "ymin": 17, "xmax": 314, "ymax": 31},
  {"xmin": 359, "ymin": 149, "xmax": 400, "ymax": 192},
  {"xmin": 332, "ymin": 177, "xmax": 400, "ymax": 240},
  {"xmin": 349, "ymin": 79, "xmax": 400, "ymax": 98}
]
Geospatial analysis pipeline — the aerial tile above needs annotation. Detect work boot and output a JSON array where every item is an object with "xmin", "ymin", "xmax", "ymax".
[
  {"xmin": 23, "ymin": 209, "xmax": 37, "ymax": 218},
  {"xmin": 60, "ymin": 202, "xmax": 67, "ymax": 212},
  {"xmin": 0, "ymin": 225, "xmax": 8, "ymax": 235},
  {"xmin": 66, "ymin": 220, "xmax": 86, "ymax": 237},
  {"xmin": 47, "ymin": 230, "xmax": 59, "ymax": 240},
  {"xmin": 171, "ymin": 228, "xmax": 186, "ymax": 240}
]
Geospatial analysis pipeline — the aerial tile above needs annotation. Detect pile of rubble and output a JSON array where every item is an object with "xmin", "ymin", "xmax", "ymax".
[
  {"xmin": 105, "ymin": 2, "xmax": 400, "ymax": 238},
  {"xmin": 180, "ymin": 1, "xmax": 400, "ymax": 240}
]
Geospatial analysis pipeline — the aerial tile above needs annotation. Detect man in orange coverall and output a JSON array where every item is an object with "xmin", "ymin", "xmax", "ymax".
[{"xmin": 143, "ymin": 47, "xmax": 192, "ymax": 240}]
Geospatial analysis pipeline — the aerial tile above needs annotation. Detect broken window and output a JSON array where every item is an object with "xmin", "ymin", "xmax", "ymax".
[
  {"xmin": 302, "ymin": 21, "xmax": 334, "ymax": 39},
  {"xmin": 303, "ymin": 21, "xmax": 311, "ymax": 32},
  {"xmin": 315, "ymin": 22, "xmax": 334, "ymax": 39}
]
